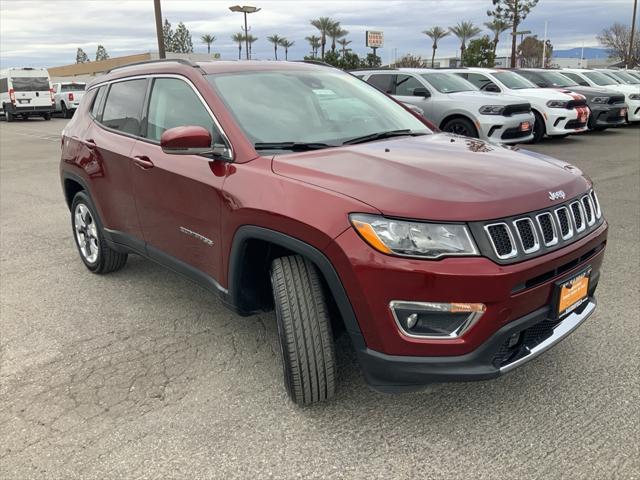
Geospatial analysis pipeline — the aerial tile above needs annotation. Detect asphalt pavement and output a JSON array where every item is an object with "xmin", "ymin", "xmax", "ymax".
[{"xmin": 1, "ymin": 118, "xmax": 638, "ymax": 479}]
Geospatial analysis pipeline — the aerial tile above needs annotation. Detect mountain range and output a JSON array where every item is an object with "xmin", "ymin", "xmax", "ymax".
[{"xmin": 553, "ymin": 47, "xmax": 612, "ymax": 59}]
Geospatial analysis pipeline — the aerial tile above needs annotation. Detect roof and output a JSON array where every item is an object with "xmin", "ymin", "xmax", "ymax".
[{"xmin": 87, "ymin": 59, "xmax": 335, "ymax": 89}]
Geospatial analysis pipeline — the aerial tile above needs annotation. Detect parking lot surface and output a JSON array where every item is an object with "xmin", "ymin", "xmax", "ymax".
[{"xmin": 1, "ymin": 118, "xmax": 639, "ymax": 479}]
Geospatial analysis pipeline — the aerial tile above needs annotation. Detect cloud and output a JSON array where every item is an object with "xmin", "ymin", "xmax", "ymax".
[{"xmin": 0, "ymin": 0, "xmax": 633, "ymax": 67}]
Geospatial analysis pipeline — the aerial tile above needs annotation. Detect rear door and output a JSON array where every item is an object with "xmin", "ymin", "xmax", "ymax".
[
  {"xmin": 10, "ymin": 71, "xmax": 52, "ymax": 108},
  {"xmin": 78, "ymin": 78, "xmax": 148, "ymax": 241},
  {"xmin": 392, "ymin": 74, "xmax": 433, "ymax": 117},
  {"xmin": 130, "ymin": 76, "xmax": 228, "ymax": 282}
]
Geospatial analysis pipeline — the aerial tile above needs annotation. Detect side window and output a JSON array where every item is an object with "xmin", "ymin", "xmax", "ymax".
[
  {"xmin": 563, "ymin": 72, "xmax": 589, "ymax": 86},
  {"xmin": 90, "ymin": 86, "xmax": 106, "ymax": 118},
  {"xmin": 466, "ymin": 73, "xmax": 499, "ymax": 91},
  {"xmin": 366, "ymin": 74, "xmax": 395, "ymax": 94},
  {"xmin": 518, "ymin": 71, "xmax": 544, "ymax": 86},
  {"xmin": 394, "ymin": 75, "xmax": 424, "ymax": 96},
  {"xmin": 0, "ymin": 78, "xmax": 8, "ymax": 93},
  {"xmin": 101, "ymin": 79, "xmax": 147, "ymax": 136},
  {"xmin": 145, "ymin": 78, "xmax": 219, "ymax": 143}
]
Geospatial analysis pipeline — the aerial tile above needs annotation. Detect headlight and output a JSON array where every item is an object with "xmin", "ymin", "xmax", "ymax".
[
  {"xmin": 629, "ymin": 93, "xmax": 640, "ymax": 100},
  {"xmin": 546, "ymin": 100, "xmax": 569, "ymax": 108},
  {"xmin": 479, "ymin": 105, "xmax": 505, "ymax": 115},
  {"xmin": 590, "ymin": 96, "xmax": 609, "ymax": 104},
  {"xmin": 349, "ymin": 213, "xmax": 479, "ymax": 259}
]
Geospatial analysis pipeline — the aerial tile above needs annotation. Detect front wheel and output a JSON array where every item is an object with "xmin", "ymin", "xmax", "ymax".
[
  {"xmin": 531, "ymin": 111, "xmax": 546, "ymax": 143},
  {"xmin": 270, "ymin": 255, "xmax": 336, "ymax": 406},
  {"xmin": 43, "ymin": 112, "xmax": 51, "ymax": 120},
  {"xmin": 71, "ymin": 192, "xmax": 127, "ymax": 274},
  {"xmin": 441, "ymin": 117, "xmax": 479, "ymax": 138},
  {"xmin": 5, "ymin": 111, "xmax": 13, "ymax": 123}
]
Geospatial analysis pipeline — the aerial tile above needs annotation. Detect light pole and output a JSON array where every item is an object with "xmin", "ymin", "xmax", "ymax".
[
  {"xmin": 154, "ymin": 0, "xmax": 165, "ymax": 59},
  {"xmin": 229, "ymin": 5, "xmax": 261, "ymax": 60}
]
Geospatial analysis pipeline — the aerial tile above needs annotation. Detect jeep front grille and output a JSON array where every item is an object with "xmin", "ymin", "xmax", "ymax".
[{"xmin": 473, "ymin": 190, "xmax": 604, "ymax": 264}]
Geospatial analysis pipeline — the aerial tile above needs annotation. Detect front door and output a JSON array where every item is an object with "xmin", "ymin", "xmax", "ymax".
[{"xmin": 130, "ymin": 76, "xmax": 228, "ymax": 283}]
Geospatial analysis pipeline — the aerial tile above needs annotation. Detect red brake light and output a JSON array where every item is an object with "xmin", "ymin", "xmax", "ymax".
[
  {"xmin": 49, "ymin": 88, "xmax": 54, "ymax": 102},
  {"xmin": 9, "ymin": 89, "xmax": 15, "ymax": 103},
  {"xmin": 68, "ymin": 92, "xmax": 74, "ymax": 101}
]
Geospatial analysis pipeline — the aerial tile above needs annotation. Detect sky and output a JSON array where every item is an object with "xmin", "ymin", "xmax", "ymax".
[{"xmin": 0, "ymin": 0, "xmax": 636, "ymax": 68}]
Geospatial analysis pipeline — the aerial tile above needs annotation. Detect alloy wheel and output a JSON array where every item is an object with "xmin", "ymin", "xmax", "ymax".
[{"xmin": 74, "ymin": 203, "xmax": 99, "ymax": 263}]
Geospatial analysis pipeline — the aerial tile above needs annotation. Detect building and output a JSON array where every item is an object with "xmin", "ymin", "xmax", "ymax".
[{"xmin": 48, "ymin": 52, "xmax": 219, "ymax": 82}]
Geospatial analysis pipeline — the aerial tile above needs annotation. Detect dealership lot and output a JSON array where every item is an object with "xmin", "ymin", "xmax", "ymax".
[{"xmin": 1, "ymin": 118, "xmax": 638, "ymax": 478}]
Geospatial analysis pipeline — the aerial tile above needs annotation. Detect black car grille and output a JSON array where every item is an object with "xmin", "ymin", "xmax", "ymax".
[
  {"xmin": 476, "ymin": 190, "xmax": 603, "ymax": 264},
  {"xmin": 608, "ymin": 95, "xmax": 625, "ymax": 105},
  {"xmin": 567, "ymin": 98, "xmax": 588, "ymax": 109},
  {"xmin": 501, "ymin": 126, "xmax": 532, "ymax": 140},
  {"xmin": 492, "ymin": 319, "xmax": 559, "ymax": 368},
  {"xmin": 565, "ymin": 119, "xmax": 587, "ymax": 129},
  {"xmin": 503, "ymin": 103, "xmax": 532, "ymax": 116}
]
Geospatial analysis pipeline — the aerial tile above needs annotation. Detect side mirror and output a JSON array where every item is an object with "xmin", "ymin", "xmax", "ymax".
[
  {"xmin": 413, "ymin": 87, "xmax": 430, "ymax": 98},
  {"xmin": 483, "ymin": 83, "xmax": 501, "ymax": 93},
  {"xmin": 160, "ymin": 126, "xmax": 231, "ymax": 160}
]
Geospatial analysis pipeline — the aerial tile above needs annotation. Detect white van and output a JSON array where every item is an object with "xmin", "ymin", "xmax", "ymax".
[{"xmin": 0, "ymin": 67, "xmax": 54, "ymax": 121}]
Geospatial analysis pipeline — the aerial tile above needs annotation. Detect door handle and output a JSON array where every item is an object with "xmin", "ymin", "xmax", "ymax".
[
  {"xmin": 133, "ymin": 155, "xmax": 154, "ymax": 170},
  {"xmin": 83, "ymin": 139, "xmax": 97, "ymax": 150}
]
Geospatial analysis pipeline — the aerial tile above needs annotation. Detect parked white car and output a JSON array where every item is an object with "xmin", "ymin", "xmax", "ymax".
[
  {"xmin": 450, "ymin": 68, "xmax": 589, "ymax": 142},
  {"xmin": 52, "ymin": 81, "xmax": 86, "ymax": 118},
  {"xmin": 354, "ymin": 68, "xmax": 535, "ymax": 144},
  {"xmin": 0, "ymin": 67, "xmax": 54, "ymax": 121},
  {"xmin": 560, "ymin": 68, "xmax": 640, "ymax": 122}
]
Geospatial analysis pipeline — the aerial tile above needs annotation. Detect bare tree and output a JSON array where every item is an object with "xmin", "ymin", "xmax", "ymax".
[{"xmin": 597, "ymin": 22, "xmax": 640, "ymax": 66}]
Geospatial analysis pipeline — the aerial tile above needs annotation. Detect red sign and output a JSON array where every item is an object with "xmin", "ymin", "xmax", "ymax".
[{"xmin": 366, "ymin": 31, "xmax": 384, "ymax": 48}]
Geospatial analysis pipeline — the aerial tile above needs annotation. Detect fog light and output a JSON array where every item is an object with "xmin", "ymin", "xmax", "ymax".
[{"xmin": 390, "ymin": 301, "xmax": 486, "ymax": 339}]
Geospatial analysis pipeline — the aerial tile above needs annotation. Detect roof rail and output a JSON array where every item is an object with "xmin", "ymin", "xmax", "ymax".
[
  {"xmin": 348, "ymin": 67, "xmax": 398, "ymax": 72},
  {"xmin": 106, "ymin": 58, "xmax": 205, "ymax": 74},
  {"xmin": 292, "ymin": 59, "xmax": 335, "ymax": 68}
]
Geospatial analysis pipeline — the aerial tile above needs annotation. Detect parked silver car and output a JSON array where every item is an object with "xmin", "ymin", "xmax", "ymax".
[{"xmin": 353, "ymin": 68, "xmax": 534, "ymax": 144}]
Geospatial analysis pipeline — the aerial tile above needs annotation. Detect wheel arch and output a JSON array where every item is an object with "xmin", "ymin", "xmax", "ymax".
[
  {"xmin": 439, "ymin": 113, "xmax": 478, "ymax": 133},
  {"xmin": 227, "ymin": 225, "xmax": 366, "ymax": 349}
]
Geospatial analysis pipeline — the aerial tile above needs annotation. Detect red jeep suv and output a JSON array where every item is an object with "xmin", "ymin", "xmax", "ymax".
[{"xmin": 60, "ymin": 60, "xmax": 607, "ymax": 405}]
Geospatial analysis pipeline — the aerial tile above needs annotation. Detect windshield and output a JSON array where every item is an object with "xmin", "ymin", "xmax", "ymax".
[
  {"xmin": 606, "ymin": 70, "xmax": 640, "ymax": 84},
  {"xmin": 583, "ymin": 71, "xmax": 618, "ymax": 86},
  {"xmin": 206, "ymin": 70, "xmax": 430, "ymax": 146},
  {"xmin": 420, "ymin": 72, "xmax": 477, "ymax": 93},
  {"xmin": 493, "ymin": 71, "xmax": 537, "ymax": 89},
  {"xmin": 11, "ymin": 77, "xmax": 50, "ymax": 92},
  {"xmin": 60, "ymin": 83, "xmax": 86, "ymax": 92},
  {"xmin": 539, "ymin": 71, "xmax": 578, "ymax": 87}
]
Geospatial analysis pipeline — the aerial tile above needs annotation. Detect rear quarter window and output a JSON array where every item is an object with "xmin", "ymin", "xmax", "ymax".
[{"xmin": 100, "ymin": 79, "xmax": 148, "ymax": 136}]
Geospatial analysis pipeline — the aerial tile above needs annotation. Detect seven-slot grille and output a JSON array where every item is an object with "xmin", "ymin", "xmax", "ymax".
[{"xmin": 482, "ymin": 190, "xmax": 602, "ymax": 261}]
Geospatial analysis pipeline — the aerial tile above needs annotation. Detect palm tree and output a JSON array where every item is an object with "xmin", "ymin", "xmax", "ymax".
[
  {"xmin": 201, "ymin": 34, "xmax": 216, "ymax": 54},
  {"xmin": 423, "ymin": 26, "xmax": 449, "ymax": 67},
  {"xmin": 484, "ymin": 19, "xmax": 511, "ymax": 60},
  {"xmin": 329, "ymin": 24, "xmax": 348, "ymax": 53},
  {"xmin": 310, "ymin": 17, "xmax": 336, "ymax": 59},
  {"xmin": 232, "ymin": 32, "xmax": 244, "ymax": 60},
  {"xmin": 245, "ymin": 34, "xmax": 258, "ymax": 59},
  {"xmin": 337, "ymin": 38, "xmax": 352, "ymax": 57},
  {"xmin": 279, "ymin": 38, "xmax": 295, "ymax": 60},
  {"xmin": 449, "ymin": 21, "xmax": 481, "ymax": 66},
  {"xmin": 305, "ymin": 35, "xmax": 321, "ymax": 58},
  {"xmin": 267, "ymin": 34, "xmax": 283, "ymax": 60}
]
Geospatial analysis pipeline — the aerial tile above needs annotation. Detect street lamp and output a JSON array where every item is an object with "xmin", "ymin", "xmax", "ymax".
[{"xmin": 229, "ymin": 5, "xmax": 261, "ymax": 60}]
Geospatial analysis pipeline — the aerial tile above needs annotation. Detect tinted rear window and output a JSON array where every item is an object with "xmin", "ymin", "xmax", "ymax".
[
  {"xmin": 101, "ymin": 79, "xmax": 147, "ymax": 136},
  {"xmin": 12, "ymin": 77, "xmax": 50, "ymax": 92},
  {"xmin": 366, "ymin": 74, "xmax": 395, "ymax": 93},
  {"xmin": 61, "ymin": 83, "xmax": 86, "ymax": 92}
]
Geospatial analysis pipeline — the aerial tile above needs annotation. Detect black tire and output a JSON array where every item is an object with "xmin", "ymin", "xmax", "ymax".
[
  {"xmin": 71, "ymin": 191, "xmax": 127, "ymax": 274},
  {"xmin": 61, "ymin": 103, "xmax": 69, "ymax": 119},
  {"xmin": 441, "ymin": 117, "xmax": 479, "ymax": 138},
  {"xmin": 531, "ymin": 110, "xmax": 545, "ymax": 143},
  {"xmin": 5, "ymin": 111, "xmax": 13, "ymax": 123},
  {"xmin": 43, "ymin": 113, "xmax": 51, "ymax": 120},
  {"xmin": 270, "ymin": 255, "xmax": 336, "ymax": 406}
]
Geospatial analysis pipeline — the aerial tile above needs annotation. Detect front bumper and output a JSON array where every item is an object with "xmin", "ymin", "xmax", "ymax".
[
  {"xmin": 357, "ymin": 296, "xmax": 597, "ymax": 393},
  {"xmin": 590, "ymin": 104, "xmax": 628, "ymax": 127},
  {"xmin": 544, "ymin": 108, "xmax": 588, "ymax": 135},
  {"xmin": 626, "ymin": 99, "xmax": 640, "ymax": 121},
  {"xmin": 478, "ymin": 113, "xmax": 535, "ymax": 144}
]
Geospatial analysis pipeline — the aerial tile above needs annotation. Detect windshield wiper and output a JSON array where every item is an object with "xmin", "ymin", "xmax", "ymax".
[
  {"xmin": 254, "ymin": 142, "xmax": 336, "ymax": 151},
  {"xmin": 342, "ymin": 129, "xmax": 426, "ymax": 146}
]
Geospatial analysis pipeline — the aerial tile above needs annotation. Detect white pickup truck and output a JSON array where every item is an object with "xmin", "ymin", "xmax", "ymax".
[{"xmin": 52, "ymin": 81, "xmax": 86, "ymax": 118}]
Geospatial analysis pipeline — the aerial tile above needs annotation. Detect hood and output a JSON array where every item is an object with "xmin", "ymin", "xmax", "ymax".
[
  {"xmin": 563, "ymin": 85, "xmax": 619, "ymax": 98},
  {"xmin": 506, "ymin": 87, "xmax": 575, "ymax": 101},
  {"xmin": 272, "ymin": 133, "xmax": 590, "ymax": 222},
  {"xmin": 447, "ymin": 91, "xmax": 528, "ymax": 106}
]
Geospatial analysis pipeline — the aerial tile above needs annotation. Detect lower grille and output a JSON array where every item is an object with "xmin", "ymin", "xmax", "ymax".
[
  {"xmin": 565, "ymin": 119, "xmax": 587, "ymax": 129},
  {"xmin": 501, "ymin": 126, "xmax": 532, "ymax": 140}
]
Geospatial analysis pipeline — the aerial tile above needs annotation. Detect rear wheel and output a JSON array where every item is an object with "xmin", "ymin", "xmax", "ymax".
[
  {"xmin": 532, "ymin": 111, "xmax": 545, "ymax": 143},
  {"xmin": 441, "ymin": 117, "xmax": 479, "ymax": 138},
  {"xmin": 71, "ymin": 191, "xmax": 127, "ymax": 274},
  {"xmin": 43, "ymin": 113, "xmax": 51, "ymax": 120},
  {"xmin": 5, "ymin": 111, "xmax": 13, "ymax": 122},
  {"xmin": 270, "ymin": 255, "xmax": 336, "ymax": 406},
  {"xmin": 61, "ymin": 103, "xmax": 72, "ymax": 119}
]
